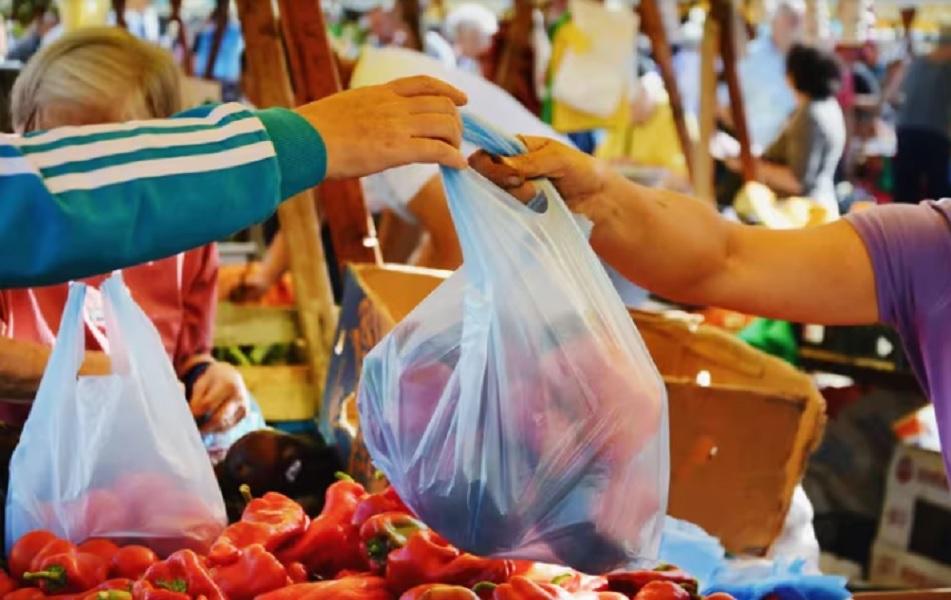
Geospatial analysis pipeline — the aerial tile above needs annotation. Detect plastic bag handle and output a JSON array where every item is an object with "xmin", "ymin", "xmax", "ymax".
[{"xmin": 33, "ymin": 282, "xmax": 87, "ymax": 408}]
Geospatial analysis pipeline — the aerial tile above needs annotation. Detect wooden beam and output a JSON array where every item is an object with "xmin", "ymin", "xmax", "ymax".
[
  {"xmin": 170, "ymin": 0, "xmax": 193, "ymax": 76},
  {"xmin": 693, "ymin": 12, "xmax": 719, "ymax": 201},
  {"xmin": 235, "ymin": 0, "xmax": 338, "ymax": 402},
  {"xmin": 638, "ymin": 0, "xmax": 695, "ymax": 182},
  {"xmin": 398, "ymin": 0, "xmax": 424, "ymax": 51},
  {"xmin": 203, "ymin": 0, "xmax": 229, "ymax": 80},
  {"xmin": 277, "ymin": 0, "xmax": 381, "ymax": 269},
  {"xmin": 712, "ymin": 0, "xmax": 755, "ymax": 182},
  {"xmin": 112, "ymin": 0, "xmax": 127, "ymax": 28}
]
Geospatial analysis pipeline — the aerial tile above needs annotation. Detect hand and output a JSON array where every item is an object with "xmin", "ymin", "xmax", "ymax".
[
  {"xmin": 468, "ymin": 136, "xmax": 626, "ymax": 224},
  {"xmin": 296, "ymin": 75, "xmax": 468, "ymax": 179},
  {"xmin": 190, "ymin": 362, "xmax": 249, "ymax": 434},
  {"xmin": 227, "ymin": 270, "xmax": 272, "ymax": 304}
]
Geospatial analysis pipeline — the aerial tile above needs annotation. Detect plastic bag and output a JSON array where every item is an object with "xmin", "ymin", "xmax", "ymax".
[
  {"xmin": 6, "ymin": 274, "xmax": 227, "ymax": 555},
  {"xmin": 359, "ymin": 114, "xmax": 669, "ymax": 573}
]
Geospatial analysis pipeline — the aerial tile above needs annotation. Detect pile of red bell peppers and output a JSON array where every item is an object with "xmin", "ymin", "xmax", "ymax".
[{"xmin": 2, "ymin": 477, "xmax": 738, "ymax": 600}]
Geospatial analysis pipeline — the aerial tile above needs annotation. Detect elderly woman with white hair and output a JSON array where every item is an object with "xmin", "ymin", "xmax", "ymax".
[{"xmin": 444, "ymin": 2, "xmax": 499, "ymax": 75}]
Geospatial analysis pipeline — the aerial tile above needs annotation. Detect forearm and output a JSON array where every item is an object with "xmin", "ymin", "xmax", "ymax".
[
  {"xmin": 585, "ymin": 173, "xmax": 877, "ymax": 324},
  {"xmin": 0, "ymin": 339, "xmax": 109, "ymax": 398},
  {"xmin": 0, "ymin": 104, "xmax": 325, "ymax": 288},
  {"xmin": 586, "ymin": 173, "xmax": 733, "ymax": 304},
  {"xmin": 259, "ymin": 230, "xmax": 291, "ymax": 285}
]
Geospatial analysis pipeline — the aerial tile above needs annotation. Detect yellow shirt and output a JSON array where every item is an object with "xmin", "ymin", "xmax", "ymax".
[{"xmin": 595, "ymin": 101, "xmax": 689, "ymax": 177}]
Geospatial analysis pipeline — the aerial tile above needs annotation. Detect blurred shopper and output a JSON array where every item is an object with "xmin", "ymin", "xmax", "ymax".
[
  {"xmin": 444, "ymin": 3, "xmax": 498, "ymax": 76},
  {"xmin": 725, "ymin": 44, "xmax": 845, "ymax": 217},
  {"xmin": 1, "ymin": 28, "xmax": 260, "ymax": 458},
  {"xmin": 725, "ymin": 0, "xmax": 806, "ymax": 150},
  {"xmin": 596, "ymin": 71, "xmax": 691, "ymax": 190},
  {"xmin": 892, "ymin": 29, "xmax": 951, "ymax": 204}
]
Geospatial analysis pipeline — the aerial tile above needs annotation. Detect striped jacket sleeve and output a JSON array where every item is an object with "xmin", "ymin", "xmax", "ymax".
[{"xmin": 0, "ymin": 102, "xmax": 326, "ymax": 287}]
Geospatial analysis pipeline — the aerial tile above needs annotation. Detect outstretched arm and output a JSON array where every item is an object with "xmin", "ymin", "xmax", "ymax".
[{"xmin": 471, "ymin": 137, "xmax": 878, "ymax": 325}]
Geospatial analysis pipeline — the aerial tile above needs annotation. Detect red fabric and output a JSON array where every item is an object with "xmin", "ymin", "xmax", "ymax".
[{"xmin": 0, "ymin": 245, "xmax": 219, "ymax": 423}]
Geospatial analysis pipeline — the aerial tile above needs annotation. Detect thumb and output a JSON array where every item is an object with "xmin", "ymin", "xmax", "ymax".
[{"xmin": 502, "ymin": 136, "xmax": 572, "ymax": 181}]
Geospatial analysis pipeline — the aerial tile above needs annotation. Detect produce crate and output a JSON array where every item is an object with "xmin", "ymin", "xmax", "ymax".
[{"xmin": 320, "ymin": 264, "xmax": 827, "ymax": 555}]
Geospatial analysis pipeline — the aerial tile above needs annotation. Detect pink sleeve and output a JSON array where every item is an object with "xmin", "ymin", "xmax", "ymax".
[{"xmin": 175, "ymin": 244, "xmax": 219, "ymax": 372}]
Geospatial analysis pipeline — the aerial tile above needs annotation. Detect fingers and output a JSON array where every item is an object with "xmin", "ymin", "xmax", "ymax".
[
  {"xmin": 408, "ymin": 138, "xmax": 467, "ymax": 169},
  {"xmin": 190, "ymin": 373, "xmax": 213, "ymax": 417},
  {"xmin": 408, "ymin": 113, "xmax": 462, "ymax": 149},
  {"xmin": 203, "ymin": 396, "xmax": 247, "ymax": 434},
  {"xmin": 387, "ymin": 75, "xmax": 468, "ymax": 106},
  {"xmin": 404, "ymin": 95, "xmax": 460, "ymax": 116},
  {"xmin": 469, "ymin": 151, "xmax": 538, "ymax": 202}
]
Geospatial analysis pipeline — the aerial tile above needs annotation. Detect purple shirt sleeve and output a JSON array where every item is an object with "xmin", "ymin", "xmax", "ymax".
[{"xmin": 846, "ymin": 201, "xmax": 951, "ymax": 334}]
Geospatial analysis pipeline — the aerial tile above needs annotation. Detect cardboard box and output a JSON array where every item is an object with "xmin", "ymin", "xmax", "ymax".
[
  {"xmin": 868, "ymin": 443, "xmax": 951, "ymax": 587},
  {"xmin": 320, "ymin": 264, "xmax": 826, "ymax": 553},
  {"xmin": 870, "ymin": 540, "xmax": 951, "ymax": 589}
]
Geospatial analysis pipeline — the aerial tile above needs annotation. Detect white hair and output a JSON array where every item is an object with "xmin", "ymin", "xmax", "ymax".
[{"xmin": 444, "ymin": 3, "xmax": 499, "ymax": 41}]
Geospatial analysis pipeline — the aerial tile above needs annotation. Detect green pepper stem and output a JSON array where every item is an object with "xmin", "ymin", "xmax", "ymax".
[
  {"xmin": 334, "ymin": 471, "xmax": 355, "ymax": 482},
  {"xmin": 472, "ymin": 582, "xmax": 498, "ymax": 594},
  {"xmin": 239, "ymin": 483, "xmax": 254, "ymax": 504}
]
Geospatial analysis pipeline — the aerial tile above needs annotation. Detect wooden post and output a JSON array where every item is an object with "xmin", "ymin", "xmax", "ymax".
[
  {"xmin": 639, "ymin": 0, "xmax": 695, "ymax": 182},
  {"xmin": 398, "ymin": 0, "xmax": 423, "ymax": 51},
  {"xmin": 277, "ymin": 0, "xmax": 381, "ymax": 269},
  {"xmin": 693, "ymin": 12, "xmax": 719, "ymax": 201},
  {"xmin": 494, "ymin": 0, "xmax": 532, "ymax": 95},
  {"xmin": 170, "ymin": 0, "xmax": 193, "ymax": 76},
  {"xmin": 711, "ymin": 0, "xmax": 755, "ymax": 182},
  {"xmin": 235, "ymin": 0, "xmax": 337, "ymax": 400},
  {"xmin": 112, "ymin": 0, "xmax": 127, "ymax": 28},
  {"xmin": 203, "ymin": 0, "xmax": 229, "ymax": 80},
  {"xmin": 900, "ymin": 7, "xmax": 916, "ymax": 56}
]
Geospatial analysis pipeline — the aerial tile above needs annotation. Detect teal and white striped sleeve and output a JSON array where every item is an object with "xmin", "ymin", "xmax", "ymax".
[{"xmin": 0, "ymin": 102, "xmax": 326, "ymax": 287}]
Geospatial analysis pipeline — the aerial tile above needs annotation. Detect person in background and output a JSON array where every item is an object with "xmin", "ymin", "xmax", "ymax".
[
  {"xmin": 0, "ymin": 28, "xmax": 261, "ymax": 458},
  {"xmin": 6, "ymin": 9, "xmax": 57, "ymax": 62},
  {"xmin": 892, "ymin": 28, "xmax": 951, "ymax": 204},
  {"xmin": 596, "ymin": 70, "xmax": 692, "ymax": 191},
  {"xmin": 193, "ymin": 4, "xmax": 244, "ymax": 101},
  {"xmin": 722, "ymin": 0, "xmax": 805, "ymax": 150},
  {"xmin": 725, "ymin": 43, "xmax": 845, "ymax": 218},
  {"xmin": 444, "ymin": 3, "xmax": 497, "ymax": 76}
]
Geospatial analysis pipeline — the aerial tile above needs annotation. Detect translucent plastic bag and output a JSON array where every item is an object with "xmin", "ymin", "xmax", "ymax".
[
  {"xmin": 6, "ymin": 274, "xmax": 227, "ymax": 555},
  {"xmin": 359, "ymin": 115, "xmax": 669, "ymax": 573}
]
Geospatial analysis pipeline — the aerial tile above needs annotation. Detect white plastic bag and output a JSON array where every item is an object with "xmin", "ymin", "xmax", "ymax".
[
  {"xmin": 6, "ymin": 274, "xmax": 227, "ymax": 555},
  {"xmin": 359, "ymin": 115, "xmax": 669, "ymax": 573}
]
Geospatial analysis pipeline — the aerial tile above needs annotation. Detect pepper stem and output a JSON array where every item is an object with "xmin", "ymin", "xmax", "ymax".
[
  {"xmin": 472, "ymin": 582, "xmax": 498, "ymax": 594},
  {"xmin": 23, "ymin": 564, "xmax": 67, "ymax": 592},
  {"xmin": 97, "ymin": 592, "xmax": 133, "ymax": 600},
  {"xmin": 334, "ymin": 471, "xmax": 355, "ymax": 482},
  {"xmin": 239, "ymin": 483, "xmax": 254, "ymax": 504}
]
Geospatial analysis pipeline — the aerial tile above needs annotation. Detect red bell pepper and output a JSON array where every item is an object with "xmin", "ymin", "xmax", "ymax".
[
  {"xmin": 81, "ymin": 592, "xmax": 132, "ymax": 600},
  {"xmin": 286, "ymin": 562, "xmax": 308, "ymax": 584},
  {"xmin": 550, "ymin": 573, "xmax": 608, "ymax": 593},
  {"xmin": 276, "ymin": 480, "xmax": 369, "ymax": 577},
  {"xmin": 9, "ymin": 531, "xmax": 58, "ymax": 581},
  {"xmin": 254, "ymin": 574, "xmax": 392, "ymax": 600},
  {"xmin": 0, "ymin": 569, "xmax": 18, "ymax": 596},
  {"xmin": 110, "ymin": 547, "xmax": 157, "ymax": 581},
  {"xmin": 208, "ymin": 490, "xmax": 307, "ymax": 565},
  {"xmin": 606, "ymin": 569, "xmax": 698, "ymax": 598},
  {"xmin": 132, "ymin": 550, "xmax": 224, "ymax": 600},
  {"xmin": 702, "ymin": 594, "xmax": 737, "ymax": 600},
  {"xmin": 209, "ymin": 544, "xmax": 288, "ymax": 600},
  {"xmin": 490, "ymin": 577, "xmax": 627, "ymax": 600},
  {"xmin": 2, "ymin": 588, "xmax": 45, "ymax": 600},
  {"xmin": 76, "ymin": 542, "xmax": 119, "ymax": 566},
  {"xmin": 632, "ymin": 581, "xmax": 690, "ymax": 600},
  {"xmin": 352, "ymin": 486, "xmax": 411, "ymax": 527},
  {"xmin": 28, "ymin": 540, "xmax": 76, "ymax": 575},
  {"xmin": 385, "ymin": 530, "xmax": 514, "ymax": 595},
  {"xmin": 360, "ymin": 512, "xmax": 428, "ymax": 571},
  {"xmin": 23, "ymin": 551, "xmax": 108, "ymax": 594},
  {"xmin": 400, "ymin": 584, "xmax": 479, "ymax": 599}
]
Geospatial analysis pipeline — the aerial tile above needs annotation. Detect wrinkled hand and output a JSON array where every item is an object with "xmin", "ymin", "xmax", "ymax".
[
  {"xmin": 190, "ymin": 362, "xmax": 249, "ymax": 434},
  {"xmin": 468, "ymin": 136, "xmax": 625, "ymax": 222},
  {"xmin": 296, "ymin": 75, "xmax": 468, "ymax": 179}
]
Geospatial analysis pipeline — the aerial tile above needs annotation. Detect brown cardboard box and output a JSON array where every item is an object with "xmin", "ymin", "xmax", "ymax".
[{"xmin": 320, "ymin": 265, "xmax": 826, "ymax": 554}]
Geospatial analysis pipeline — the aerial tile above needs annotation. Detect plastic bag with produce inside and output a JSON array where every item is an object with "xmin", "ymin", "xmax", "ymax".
[
  {"xmin": 359, "ymin": 114, "xmax": 669, "ymax": 573},
  {"xmin": 6, "ymin": 274, "xmax": 227, "ymax": 555}
]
